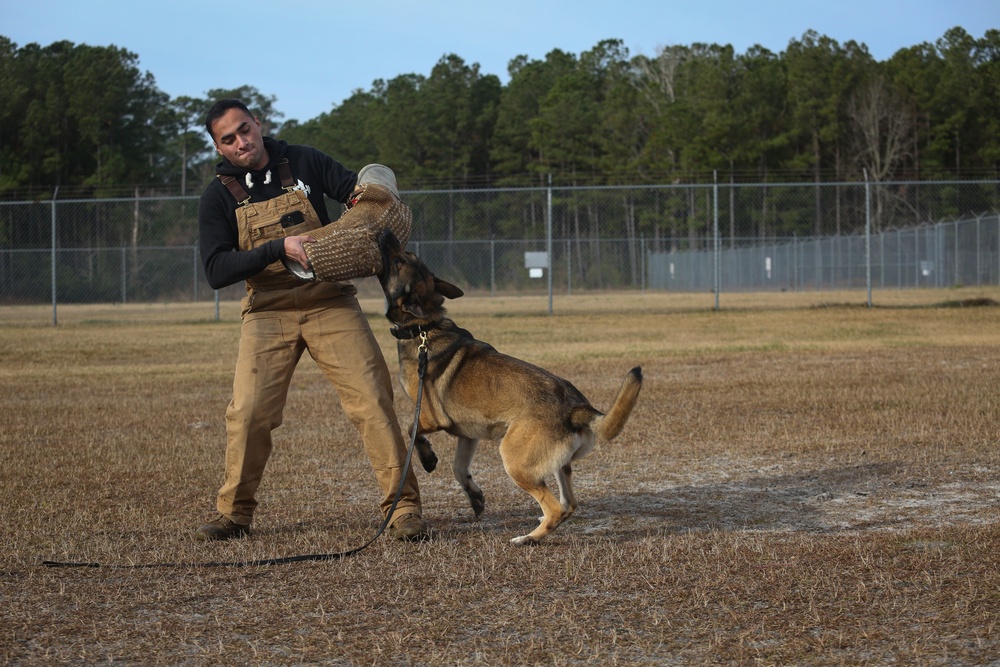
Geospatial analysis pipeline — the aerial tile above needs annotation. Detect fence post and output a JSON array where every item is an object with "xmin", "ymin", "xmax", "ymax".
[
  {"xmin": 815, "ymin": 238, "xmax": 821, "ymax": 290},
  {"xmin": 121, "ymin": 247, "xmax": 127, "ymax": 304},
  {"xmin": 489, "ymin": 239, "xmax": 495, "ymax": 297},
  {"xmin": 976, "ymin": 215, "xmax": 981, "ymax": 285},
  {"xmin": 713, "ymin": 171, "xmax": 720, "ymax": 311},
  {"xmin": 793, "ymin": 234, "xmax": 798, "ymax": 290},
  {"xmin": 641, "ymin": 234, "xmax": 646, "ymax": 293},
  {"xmin": 566, "ymin": 237, "xmax": 572, "ymax": 296},
  {"xmin": 864, "ymin": 170, "xmax": 872, "ymax": 307},
  {"xmin": 546, "ymin": 174, "xmax": 553, "ymax": 315},
  {"xmin": 953, "ymin": 220, "xmax": 959, "ymax": 287},
  {"xmin": 939, "ymin": 222, "xmax": 945, "ymax": 288},
  {"xmin": 898, "ymin": 229, "xmax": 903, "ymax": 289},
  {"xmin": 879, "ymin": 231, "xmax": 885, "ymax": 289},
  {"xmin": 50, "ymin": 187, "xmax": 59, "ymax": 326}
]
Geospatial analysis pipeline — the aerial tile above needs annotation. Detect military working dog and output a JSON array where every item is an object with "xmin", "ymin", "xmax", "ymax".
[{"xmin": 377, "ymin": 231, "xmax": 642, "ymax": 544}]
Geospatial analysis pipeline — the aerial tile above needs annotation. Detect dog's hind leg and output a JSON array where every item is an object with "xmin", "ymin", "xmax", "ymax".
[
  {"xmin": 453, "ymin": 436, "xmax": 485, "ymax": 517},
  {"xmin": 555, "ymin": 430, "xmax": 593, "ymax": 518},
  {"xmin": 507, "ymin": 475, "xmax": 565, "ymax": 546},
  {"xmin": 500, "ymin": 432, "xmax": 568, "ymax": 545},
  {"xmin": 554, "ymin": 464, "xmax": 576, "ymax": 519}
]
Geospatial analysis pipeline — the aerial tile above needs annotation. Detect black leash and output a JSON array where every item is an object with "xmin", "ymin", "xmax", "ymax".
[{"xmin": 42, "ymin": 343, "xmax": 429, "ymax": 569}]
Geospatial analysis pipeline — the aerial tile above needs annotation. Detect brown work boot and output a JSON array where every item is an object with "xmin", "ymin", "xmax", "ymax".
[
  {"xmin": 195, "ymin": 515, "xmax": 250, "ymax": 542},
  {"xmin": 388, "ymin": 513, "xmax": 429, "ymax": 541}
]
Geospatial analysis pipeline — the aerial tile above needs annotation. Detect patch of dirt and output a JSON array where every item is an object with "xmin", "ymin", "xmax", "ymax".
[{"xmin": 570, "ymin": 457, "xmax": 999, "ymax": 537}]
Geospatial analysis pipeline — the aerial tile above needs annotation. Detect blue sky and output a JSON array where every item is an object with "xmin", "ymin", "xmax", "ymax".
[{"xmin": 3, "ymin": 0, "xmax": 996, "ymax": 123}]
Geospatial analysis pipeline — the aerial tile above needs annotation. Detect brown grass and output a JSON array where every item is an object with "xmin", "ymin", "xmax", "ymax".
[{"xmin": 1, "ymin": 288, "xmax": 999, "ymax": 665}]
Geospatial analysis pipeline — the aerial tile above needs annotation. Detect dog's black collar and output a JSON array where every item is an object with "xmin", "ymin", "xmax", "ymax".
[
  {"xmin": 390, "ymin": 324, "xmax": 424, "ymax": 340},
  {"xmin": 390, "ymin": 320, "xmax": 445, "ymax": 340}
]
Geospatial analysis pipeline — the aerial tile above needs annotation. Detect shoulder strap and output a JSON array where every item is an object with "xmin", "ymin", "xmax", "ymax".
[
  {"xmin": 276, "ymin": 158, "xmax": 296, "ymax": 190},
  {"xmin": 219, "ymin": 175, "xmax": 250, "ymax": 206}
]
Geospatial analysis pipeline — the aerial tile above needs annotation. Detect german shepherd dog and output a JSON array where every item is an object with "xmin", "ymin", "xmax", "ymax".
[{"xmin": 377, "ymin": 231, "xmax": 643, "ymax": 544}]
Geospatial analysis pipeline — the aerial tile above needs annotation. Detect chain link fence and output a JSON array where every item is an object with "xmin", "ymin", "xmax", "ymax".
[
  {"xmin": 651, "ymin": 216, "xmax": 1000, "ymax": 292},
  {"xmin": 2, "ymin": 181, "xmax": 998, "ymax": 314}
]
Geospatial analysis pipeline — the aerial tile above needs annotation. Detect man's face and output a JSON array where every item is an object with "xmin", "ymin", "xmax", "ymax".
[{"xmin": 211, "ymin": 108, "xmax": 267, "ymax": 171}]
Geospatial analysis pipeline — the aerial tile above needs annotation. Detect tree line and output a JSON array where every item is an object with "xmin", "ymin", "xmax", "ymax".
[{"xmin": 1, "ymin": 27, "xmax": 998, "ymax": 201}]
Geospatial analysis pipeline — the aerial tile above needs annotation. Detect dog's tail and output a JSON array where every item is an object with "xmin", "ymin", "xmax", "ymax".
[{"xmin": 592, "ymin": 366, "xmax": 643, "ymax": 441}]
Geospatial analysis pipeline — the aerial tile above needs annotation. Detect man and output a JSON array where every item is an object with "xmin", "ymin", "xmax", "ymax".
[{"xmin": 195, "ymin": 98, "xmax": 426, "ymax": 542}]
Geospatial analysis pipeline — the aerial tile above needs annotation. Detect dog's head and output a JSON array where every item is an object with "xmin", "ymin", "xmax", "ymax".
[{"xmin": 377, "ymin": 229, "xmax": 464, "ymax": 327}]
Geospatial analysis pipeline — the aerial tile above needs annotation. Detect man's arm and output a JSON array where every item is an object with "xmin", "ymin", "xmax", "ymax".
[{"xmin": 198, "ymin": 187, "xmax": 286, "ymax": 290}]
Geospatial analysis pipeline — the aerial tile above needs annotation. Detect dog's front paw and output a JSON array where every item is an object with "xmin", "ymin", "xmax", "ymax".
[
  {"xmin": 415, "ymin": 435, "xmax": 438, "ymax": 473},
  {"xmin": 510, "ymin": 534, "xmax": 540, "ymax": 546}
]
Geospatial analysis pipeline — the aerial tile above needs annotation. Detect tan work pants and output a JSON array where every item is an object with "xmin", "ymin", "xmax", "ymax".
[{"xmin": 217, "ymin": 282, "xmax": 420, "ymax": 526}]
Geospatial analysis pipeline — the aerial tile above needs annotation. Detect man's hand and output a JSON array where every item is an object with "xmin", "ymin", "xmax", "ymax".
[
  {"xmin": 284, "ymin": 234, "xmax": 315, "ymax": 270},
  {"xmin": 347, "ymin": 185, "xmax": 364, "ymax": 209}
]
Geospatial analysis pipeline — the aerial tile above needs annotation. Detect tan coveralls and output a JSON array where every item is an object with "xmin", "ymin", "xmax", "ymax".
[{"xmin": 216, "ymin": 163, "xmax": 420, "ymax": 526}]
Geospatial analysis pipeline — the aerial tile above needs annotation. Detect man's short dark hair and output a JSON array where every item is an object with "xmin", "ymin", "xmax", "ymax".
[{"xmin": 205, "ymin": 99, "xmax": 252, "ymax": 138}]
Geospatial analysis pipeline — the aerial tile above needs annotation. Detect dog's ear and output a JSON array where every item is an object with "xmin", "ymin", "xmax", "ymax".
[
  {"xmin": 376, "ymin": 229, "xmax": 403, "ymax": 282},
  {"xmin": 434, "ymin": 277, "xmax": 464, "ymax": 299},
  {"xmin": 377, "ymin": 228, "xmax": 401, "ymax": 253}
]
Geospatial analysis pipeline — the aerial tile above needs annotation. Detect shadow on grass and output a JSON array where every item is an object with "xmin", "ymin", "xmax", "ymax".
[{"xmin": 178, "ymin": 461, "xmax": 946, "ymax": 550}]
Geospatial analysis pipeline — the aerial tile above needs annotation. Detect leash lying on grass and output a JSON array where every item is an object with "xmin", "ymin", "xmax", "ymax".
[{"xmin": 42, "ymin": 347, "xmax": 429, "ymax": 569}]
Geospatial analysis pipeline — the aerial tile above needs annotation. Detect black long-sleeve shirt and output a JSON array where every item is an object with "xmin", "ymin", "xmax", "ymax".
[{"xmin": 198, "ymin": 137, "xmax": 358, "ymax": 290}]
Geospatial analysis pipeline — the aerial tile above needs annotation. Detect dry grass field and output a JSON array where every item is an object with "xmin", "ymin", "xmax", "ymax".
[{"xmin": 1, "ymin": 287, "xmax": 998, "ymax": 666}]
